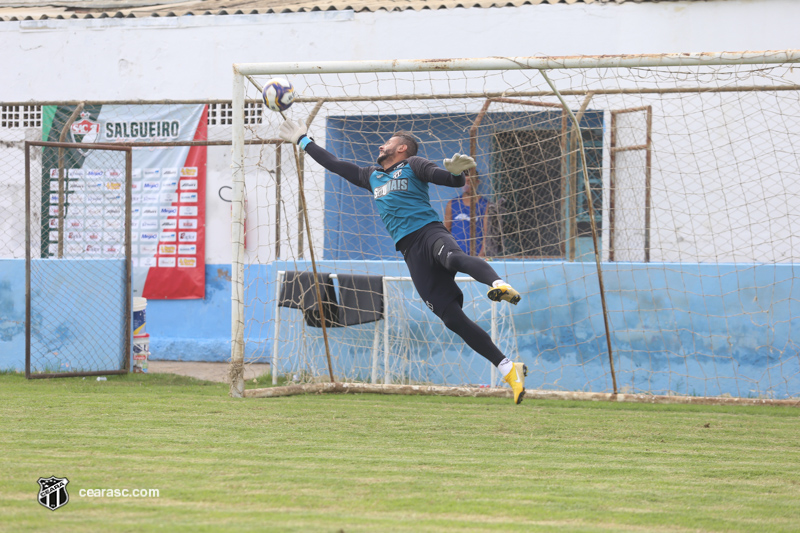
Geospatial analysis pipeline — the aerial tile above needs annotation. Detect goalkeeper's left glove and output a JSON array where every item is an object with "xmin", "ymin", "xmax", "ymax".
[
  {"xmin": 279, "ymin": 119, "xmax": 308, "ymax": 145},
  {"xmin": 443, "ymin": 153, "xmax": 476, "ymax": 175}
]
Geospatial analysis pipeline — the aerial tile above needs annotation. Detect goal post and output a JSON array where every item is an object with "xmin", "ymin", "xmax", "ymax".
[{"xmin": 230, "ymin": 51, "xmax": 800, "ymax": 400}]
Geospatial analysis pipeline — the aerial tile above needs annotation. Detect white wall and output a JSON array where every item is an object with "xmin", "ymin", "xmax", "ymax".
[
  {"xmin": 2, "ymin": 0, "xmax": 799, "ymax": 263},
  {"xmin": 0, "ymin": 128, "xmax": 39, "ymax": 259},
  {"xmin": 3, "ymin": 1, "xmax": 798, "ymax": 101}
]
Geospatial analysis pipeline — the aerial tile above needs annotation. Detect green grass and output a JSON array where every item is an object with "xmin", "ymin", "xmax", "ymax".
[{"xmin": 1, "ymin": 372, "xmax": 799, "ymax": 532}]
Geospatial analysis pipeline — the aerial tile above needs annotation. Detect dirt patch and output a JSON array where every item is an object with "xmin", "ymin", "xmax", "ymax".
[{"xmin": 147, "ymin": 361, "xmax": 269, "ymax": 384}]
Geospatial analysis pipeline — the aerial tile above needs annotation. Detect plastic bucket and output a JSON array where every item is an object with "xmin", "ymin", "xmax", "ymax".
[
  {"xmin": 133, "ymin": 297, "xmax": 147, "ymax": 335},
  {"xmin": 132, "ymin": 333, "xmax": 150, "ymax": 373}
]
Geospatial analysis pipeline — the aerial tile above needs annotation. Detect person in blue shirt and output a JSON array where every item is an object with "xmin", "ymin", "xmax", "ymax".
[
  {"xmin": 444, "ymin": 175, "xmax": 489, "ymax": 257},
  {"xmin": 280, "ymin": 120, "xmax": 527, "ymax": 404}
]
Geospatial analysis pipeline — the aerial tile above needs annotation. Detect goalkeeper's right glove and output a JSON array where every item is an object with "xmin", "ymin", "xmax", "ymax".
[
  {"xmin": 443, "ymin": 153, "xmax": 476, "ymax": 175},
  {"xmin": 279, "ymin": 119, "xmax": 309, "ymax": 146}
]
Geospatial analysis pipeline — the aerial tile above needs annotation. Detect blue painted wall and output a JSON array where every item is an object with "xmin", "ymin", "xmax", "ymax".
[
  {"xmin": 255, "ymin": 260, "xmax": 800, "ymax": 399},
  {"xmin": 0, "ymin": 261, "xmax": 232, "ymax": 369},
  {"xmin": 145, "ymin": 264, "xmax": 232, "ymax": 362},
  {"xmin": 0, "ymin": 260, "xmax": 25, "ymax": 370},
  {"xmin": 1, "ymin": 258, "xmax": 127, "ymax": 373},
  {"xmin": 2, "ymin": 258, "xmax": 798, "ymax": 398}
]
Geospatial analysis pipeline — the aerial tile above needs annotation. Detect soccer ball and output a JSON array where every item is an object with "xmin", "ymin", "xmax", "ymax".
[{"xmin": 262, "ymin": 78, "xmax": 296, "ymax": 112}]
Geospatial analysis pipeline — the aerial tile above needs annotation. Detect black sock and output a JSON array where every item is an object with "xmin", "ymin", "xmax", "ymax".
[
  {"xmin": 440, "ymin": 299, "xmax": 505, "ymax": 367},
  {"xmin": 443, "ymin": 250, "xmax": 500, "ymax": 286}
]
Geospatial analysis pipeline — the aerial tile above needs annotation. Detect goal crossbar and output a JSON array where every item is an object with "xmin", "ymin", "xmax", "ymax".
[{"xmin": 234, "ymin": 50, "xmax": 800, "ymax": 76}]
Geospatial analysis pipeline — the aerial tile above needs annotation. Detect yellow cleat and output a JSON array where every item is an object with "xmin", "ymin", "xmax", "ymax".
[
  {"xmin": 503, "ymin": 362, "xmax": 527, "ymax": 405},
  {"xmin": 488, "ymin": 283, "xmax": 521, "ymax": 305}
]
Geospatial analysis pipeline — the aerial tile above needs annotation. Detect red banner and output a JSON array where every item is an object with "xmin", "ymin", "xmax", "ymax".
[{"xmin": 141, "ymin": 107, "xmax": 207, "ymax": 299}]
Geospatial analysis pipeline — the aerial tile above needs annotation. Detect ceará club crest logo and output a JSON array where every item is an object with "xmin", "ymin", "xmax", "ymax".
[
  {"xmin": 37, "ymin": 476, "xmax": 70, "ymax": 511},
  {"xmin": 70, "ymin": 112, "xmax": 100, "ymax": 144}
]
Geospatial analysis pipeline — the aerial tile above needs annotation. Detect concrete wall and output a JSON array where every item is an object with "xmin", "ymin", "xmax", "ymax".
[
  {"xmin": 0, "ymin": 258, "xmax": 127, "ymax": 373},
  {"xmin": 255, "ymin": 260, "xmax": 800, "ymax": 398},
  {"xmin": 4, "ymin": 256, "xmax": 798, "ymax": 397}
]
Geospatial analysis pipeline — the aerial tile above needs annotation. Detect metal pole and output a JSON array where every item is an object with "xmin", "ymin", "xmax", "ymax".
[
  {"xmin": 490, "ymin": 301, "xmax": 498, "ymax": 387},
  {"xmin": 540, "ymin": 70, "xmax": 619, "ymax": 395},
  {"xmin": 371, "ymin": 319, "xmax": 381, "ymax": 385},
  {"xmin": 5, "ymin": 81, "xmax": 800, "ymax": 109},
  {"xmin": 272, "ymin": 271, "xmax": 284, "ymax": 386},
  {"xmin": 235, "ymin": 50, "xmax": 800, "ymax": 76},
  {"xmin": 24, "ymin": 142, "xmax": 31, "ymax": 379},
  {"xmin": 290, "ymin": 143, "xmax": 335, "ymax": 383},
  {"xmin": 645, "ymin": 105, "xmax": 653, "ymax": 263},
  {"xmin": 124, "ymin": 148, "xmax": 133, "ymax": 372},
  {"xmin": 230, "ymin": 70, "xmax": 246, "ymax": 397},
  {"xmin": 383, "ymin": 277, "xmax": 390, "ymax": 385},
  {"xmin": 56, "ymin": 103, "xmax": 84, "ymax": 258},
  {"xmin": 297, "ymin": 153, "xmax": 305, "ymax": 258},
  {"xmin": 275, "ymin": 145, "xmax": 282, "ymax": 259},
  {"xmin": 609, "ymin": 110, "xmax": 617, "ymax": 262}
]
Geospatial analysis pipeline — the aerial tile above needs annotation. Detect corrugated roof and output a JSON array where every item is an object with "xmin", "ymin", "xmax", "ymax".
[{"xmin": 0, "ymin": 0, "xmax": 665, "ymax": 22}]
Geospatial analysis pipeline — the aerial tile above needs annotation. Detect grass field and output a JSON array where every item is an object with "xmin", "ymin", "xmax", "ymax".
[{"xmin": 1, "ymin": 372, "xmax": 799, "ymax": 532}]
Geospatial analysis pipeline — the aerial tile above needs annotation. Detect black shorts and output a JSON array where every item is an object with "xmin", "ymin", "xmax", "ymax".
[{"xmin": 398, "ymin": 222, "xmax": 464, "ymax": 319}]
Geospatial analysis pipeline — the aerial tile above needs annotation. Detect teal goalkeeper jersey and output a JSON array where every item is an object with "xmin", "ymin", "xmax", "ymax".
[
  {"xmin": 367, "ymin": 160, "xmax": 442, "ymax": 243},
  {"xmin": 302, "ymin": 143, "xmax": 468, "ymax": 244}
]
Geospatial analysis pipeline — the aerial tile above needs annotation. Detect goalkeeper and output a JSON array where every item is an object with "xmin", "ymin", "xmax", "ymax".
[{"xmin": 280, "ymin": 121, "xmax": 527, "ymax": 404}]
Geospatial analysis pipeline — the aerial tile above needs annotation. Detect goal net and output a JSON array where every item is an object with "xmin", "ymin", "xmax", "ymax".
[{"xmin": 230, "ymin": 52, "xmax": 800, "ymax": 400}]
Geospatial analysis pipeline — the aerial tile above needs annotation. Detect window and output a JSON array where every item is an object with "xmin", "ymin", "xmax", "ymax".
[
  {"xmin": 492, "ymin": 124, "xmax": 603, "ymax": 259},
  {"xmin": 207, "ymin": 102, "xmax": 262, "ymax": 126},
  {"xmin": 575, "ymin": 128, "xmax": 603, "ymax": 237},
  {"xmin": 492, "ymin": 129, "xmax": 564, "ymax": 258},
  {"xmin": 1, "ymin": 105, "xmax": 42, "ymax": 128}
]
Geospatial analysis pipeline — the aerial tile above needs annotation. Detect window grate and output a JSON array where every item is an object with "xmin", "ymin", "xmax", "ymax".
[
  {"xmin": 1, "ymin": 105, "xmax": 42, "ymax": 128},
  {"xmin": 208, "ymin": 102, "xmax": 262, "ymax": 126}
]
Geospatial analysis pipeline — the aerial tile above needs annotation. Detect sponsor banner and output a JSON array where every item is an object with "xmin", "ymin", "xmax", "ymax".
[
  {"xmin": 179, "ymin": 179, "xmax": 198, "ymax": 190},
  {"xmin": 158, "ymin": 257, "xmax": 176, "ymax": 268},
  {"xmin": 138, "ymin": 106, "xmax": 207, "ymax": 299},
  {"xmin": 40, "ymin": 104, "xmax": 206, "ymax": 299},
  {"xmin": 178, "ymin": 257, "xmax": 196, "ymax": 268},
  {"xmin": 178, "ymin": 231, "xmax": 197, "ymax": 242},
  {"xmin": 140, "ymin": 244, "xmax": 157, "ymax": 255}
]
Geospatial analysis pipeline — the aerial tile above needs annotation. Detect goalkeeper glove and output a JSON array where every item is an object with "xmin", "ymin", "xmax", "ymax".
[
  {"xmin": 279, "ymin": 119, "xmax": 308, "ymax": 145},
  {"xmin": 443, "ymin": 153, "xmax": 476, "ymax": 175}
]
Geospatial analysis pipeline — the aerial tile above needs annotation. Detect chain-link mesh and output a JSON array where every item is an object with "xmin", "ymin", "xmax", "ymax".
[
  {"xmin": 1, "ymin": 101, "xmax": 272, "ymax": 375},
  {"xmin": 25, "ymin": 142, "xmax": 131, "ymax": 377}
]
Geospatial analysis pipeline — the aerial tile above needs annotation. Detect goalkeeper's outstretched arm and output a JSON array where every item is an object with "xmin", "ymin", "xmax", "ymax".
[
  {"xmin": 279, "ymin": 119, "xmax": 370, "ymax": 190},
  {"xmin": 407, "ymin": 157, "xmax": 466, "ymax": 188}
]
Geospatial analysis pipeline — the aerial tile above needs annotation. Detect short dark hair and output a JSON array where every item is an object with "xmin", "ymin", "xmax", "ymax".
[{"xmin": 392, "ymin": 131, "xmax": 418, "ymax": 157}]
